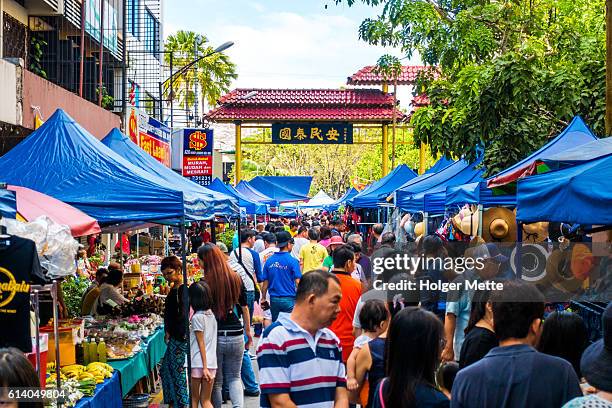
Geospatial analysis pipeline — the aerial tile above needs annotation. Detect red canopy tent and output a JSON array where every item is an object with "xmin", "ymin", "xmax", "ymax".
[{"xmin": 9, "ymin": 185, "xmax": 101, "ymax": 237}]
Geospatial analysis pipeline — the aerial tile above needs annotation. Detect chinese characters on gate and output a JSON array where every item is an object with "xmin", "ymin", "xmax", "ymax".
[{"xmin": 271, "ymin": 123, "xmax": 353, "ymax": 144}]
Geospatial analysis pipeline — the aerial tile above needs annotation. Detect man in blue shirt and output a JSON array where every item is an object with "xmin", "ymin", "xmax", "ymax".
[
  {"xmin": 451, "ymin": 280, "xmax": 582, "ymax": 408},
  {"xmin": 261, "ymin": 231, "xmax": 302, "ymax": 321}
]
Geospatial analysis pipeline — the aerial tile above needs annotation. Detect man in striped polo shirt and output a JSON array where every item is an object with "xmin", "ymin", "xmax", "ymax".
[{"xmin": 257, "ymin": 269, "xmax": 349, "ymax": 408}]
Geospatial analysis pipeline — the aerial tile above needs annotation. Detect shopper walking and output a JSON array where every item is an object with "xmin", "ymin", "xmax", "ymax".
[
  {"xmin": 257, "ymin": 269, "xmax": 349, "ymax": 407},
  {"xmin": 198, "ymin": 244, "xmax": 252, "ymax": 408},
  {"xmin": 160, "ymin": 256, "xmax": 189, "ymax": 408}
]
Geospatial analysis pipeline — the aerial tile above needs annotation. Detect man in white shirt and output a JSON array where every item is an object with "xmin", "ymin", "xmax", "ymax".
[{"xmin": 291, "ymin": 226, "xmax": 309, "ymax": 260}]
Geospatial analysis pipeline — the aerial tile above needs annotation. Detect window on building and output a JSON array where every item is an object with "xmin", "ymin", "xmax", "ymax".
[
  {"xmin": 144, "ymin": 9, "xmax": 159, "ymax": 58},
  {"xmin": 126, "ymin": 0, "xmax": 140, "ymax": 39}
]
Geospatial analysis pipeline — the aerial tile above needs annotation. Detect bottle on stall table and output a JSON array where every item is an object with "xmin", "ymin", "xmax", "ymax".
[
  {"xmin": 76, "ymin": 341, "xmax": 84, "ymax": 365},
  {"xmin": 88, "ymin": 338, "xmax": 98, "ymax": 363},
  {"xmin": 83, "ymin": 338, "xmax": 90, "ymax": 365},
  {"xmin": 97, "ymin": 338, "xmax": 107, "ymax": 363}
]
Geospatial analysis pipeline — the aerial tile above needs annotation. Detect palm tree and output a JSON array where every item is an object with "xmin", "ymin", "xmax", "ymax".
[{"xmin": 164, "ymin": 31, "xmax": 237, "ymax": 125}]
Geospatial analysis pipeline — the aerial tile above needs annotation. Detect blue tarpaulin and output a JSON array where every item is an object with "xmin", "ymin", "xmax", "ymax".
[
  {"xmin": 0, "ymin": 109, "xmax": 210, "ymax": 223},
  {"xmin": 488, "ymin": 116, "xmax": 598, "ymax": 188},
  {"xmin": 350, "ymin": 165, "xmax": 417, "ymax": 208},
  {"xmin": 400, "ymin": 157, "xmax": 484, "ymax": 213},
  {"xmin": 445, "ymin": 181, "xmax": 516, "ymax": 209},
  {"xmin": 236, "ymin": 181, "xmax": 278, "ymax": 206},
  {"xmin": 208, "ymin": 178, "xmax": 267, "ymax": 215},
  {"xmin": 248, "ymin": 176, "xmax": 313, "ymax": 203},
  {"xmin": 542, "ymin": 138, "xmax": 612, "ymax": 170},
  {"xmin": 395, "ymin": 159, "xmax": 479, "ymax": 211},
  {"xmin": 426, "ymin": 157, "xmax": 455, "ymax": 174},
  {"xmin": 336, "ymin": 188, "xmax": 359, "ymax": 207},
  {"xmin": 102, "ymin": 129, "xmax": 238, "ymax": 216},
  {"xmin": 516, "ymin": 154, "xmax": 612, "ymax": 225},
  {"xmin": 0, "ymin": 189, "xmax": 17, "ymax": 219}
]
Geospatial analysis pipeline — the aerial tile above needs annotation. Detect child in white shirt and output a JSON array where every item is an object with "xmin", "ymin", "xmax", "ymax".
[{"xmin": 189, "ymin": 281, "xmax": 217, "ymax": 408}]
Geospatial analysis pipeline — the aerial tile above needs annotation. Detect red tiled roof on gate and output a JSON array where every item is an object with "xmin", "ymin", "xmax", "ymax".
[
  {"xmin": 412, "ymin": 94, "xmax": 430, "ymax": 107},
  {"xmin": 206, "ymin": 88, "xmax": 408, "ymax": 123},
  {"xmin": 347, "ymin": 65, "xmax": 437, "ymax": 86}
]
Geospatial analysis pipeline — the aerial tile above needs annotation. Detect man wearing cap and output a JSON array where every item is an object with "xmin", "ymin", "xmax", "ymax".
[
  {"xmin": 452, "ymin": 281, "xmax": 581, "ymax": 408},
  {"xmin": 442, "ymin": 243, "xmax": 507, "ymax": 363},
  {"xmin": 261, "ymin": 231, "xmax": 302, "ymax": 321},
  {"xmin": 564, "ymin": 302, "xmax": 612, "ymax": 407}
]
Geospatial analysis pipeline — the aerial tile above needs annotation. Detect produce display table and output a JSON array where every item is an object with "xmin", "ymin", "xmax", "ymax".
[
  {"xmin": 74, "ymin": 371, "xmax": 122, "ymax": 408},
  {"xmin": 109, "ymin": 328, "xmax": 166, "ymax": 397}
]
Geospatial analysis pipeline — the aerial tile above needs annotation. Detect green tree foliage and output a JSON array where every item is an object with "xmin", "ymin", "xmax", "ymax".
[
  {"xmin": 164, "ymin": 31, "xmax": 237, "ymax": 115},
  {"xmin": 337, "ymin": 0, "xmax": 606, "ymax": 175},
  {"xmin": 229, "ymin": 129, "xmax": 434, "ymax": 197}
]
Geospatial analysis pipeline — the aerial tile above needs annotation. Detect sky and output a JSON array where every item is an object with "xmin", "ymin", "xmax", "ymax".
[{"xmin": 164, "ymin": 0, "xmax": 419, "ymax": 107}]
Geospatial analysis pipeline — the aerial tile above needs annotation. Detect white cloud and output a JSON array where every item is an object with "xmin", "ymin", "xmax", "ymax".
[{"xmin": 164, "ymin": 2, "xmax": 421, "ymax": 108}]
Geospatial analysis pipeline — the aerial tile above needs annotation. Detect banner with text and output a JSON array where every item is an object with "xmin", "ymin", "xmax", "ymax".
[
  {"xmin": 138, "ymin": 112, "xmax": 171, "ymax": 167},
  {"xmin": 271, "ymin": 123, "xmax": 353, "ymax": 144},
  {"xmin": 182, "ymin": 129, "xmax": 213, "ymax": 186}
]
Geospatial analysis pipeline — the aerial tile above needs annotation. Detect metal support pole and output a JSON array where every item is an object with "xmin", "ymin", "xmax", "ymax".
[
  {"xmin": 170, "ymin": 54, "xmax": 174, "ymax": 128},
  {"xmin": 516, "ymin": 221, "xmax": 523, "ymax": 279},
  {"xmin": 136, "ymin": 232, "xmax": 139, "ymax": 258},
  {"xmin": 382, "ymin": 124, "xmax": 389, "ymax": 176},
  {"xmin": 477, "ymin": 204, "xmax": 484, "ymax": 237},
  {"xmin": 179, "ymin": 218, "xmax": 192, "ymax": 401},
  {"xmin": 424, "ymin": 212, "xmax": 429, "ymax": 236},
  {"xmin": 79, "ymin": 0, "xmax": 86, "ymax": 97},
  {"xmin": 51, "ymin": 281, "xmax": 62, "ymax": 406},
  {"xmin": 33, "ymin": 290, "xmax": 40, "ymax": 376},
  {"xmin": 235, "ymin": 121, "xmax": 242, "ymax": 185},
  {"xmin": 98, "ymin": 0, "xmax": 104, "ymax": 106},
  {"xmin": 121, "ymin": 0, "xmax": 127, "ymax": 127}
]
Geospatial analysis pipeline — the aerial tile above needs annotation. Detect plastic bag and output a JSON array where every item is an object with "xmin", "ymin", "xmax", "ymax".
[{"xmin": 0, "ymin": 215, "xmax": 79, "ymax": 278}]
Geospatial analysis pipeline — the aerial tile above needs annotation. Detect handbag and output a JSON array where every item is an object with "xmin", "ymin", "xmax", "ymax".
[{"xmin": 233, "ymin": 249, "xmax": 261, "ymax": 302}]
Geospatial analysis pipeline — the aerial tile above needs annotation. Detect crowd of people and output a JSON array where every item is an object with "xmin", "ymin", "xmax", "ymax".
[
  {"xmin": 156, "ymin": 216, "xmax": 610, "ymax": 408},
  {"xmin": 2, "ymin": 216, "xmax": 609, "ymax": 408}
]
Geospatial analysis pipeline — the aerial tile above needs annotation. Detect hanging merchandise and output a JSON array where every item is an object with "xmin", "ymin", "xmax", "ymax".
[
  {"xmin": 1, "ymin": 216, "xmax": 80, "ymax": 278},
  {"xmin": 0, "ymin": 233, "xmax": 46, "ymax": 352}
]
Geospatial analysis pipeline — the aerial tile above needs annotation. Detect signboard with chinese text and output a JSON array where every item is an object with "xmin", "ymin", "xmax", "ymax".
[
  {"xmin": 182, "ymin": 129, "xmax": 214, "ymax": 186},
  {"xmin": 271, "ymin": 123, "xmax": 353, "ymax": 144}
]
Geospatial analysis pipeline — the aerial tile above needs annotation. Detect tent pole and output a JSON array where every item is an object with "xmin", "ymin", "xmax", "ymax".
[
  {"xmin": 424, "ymin": 212, "xmax": 429, "ymax": 236},
  {"xmin": 136, "ymin": 232, "xmax": 139, "ymax": 258},
  {"xmin": 211, "ymin": 220, "xmax": 216, "ymax": 243},
  {"xmin": 477, "ymin": 204, "xmax": 484, "ymax": 237},
  {"xmin": 179, "ymin": 217, "xmax": 192, "ymax": 402},
  {"xmin": 516, "ymin": 221, "xmax": 523, "ymax": 279}
]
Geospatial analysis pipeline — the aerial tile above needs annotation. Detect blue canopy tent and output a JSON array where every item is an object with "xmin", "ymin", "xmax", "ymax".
[
  {"xmin": 102, "ymin": 129, "xmax": 238, "ymax": 216},
  {"xmin": 0, "ymin": 188, "xmax": 17, "ymax": 219},
  {"xmin": 541, "ymin": 137, "xmax": 612, "ymax": 170},
  {"xmin": 445, "ymin": 181, "xmax": 516, "ymax": 209},
  {"xmin": 284, "ymin": 190, "xmax": 338, "ymax": 211},
  {"xmin": 400, "ymin": 157, "xmax": 484, "ymax": 214},
  {"xmin": 445, "ymin": 116, "xmax": 598, "ymax": 210},
  {"xmin": 350, "ymin": 164, "xmax": 417, "ymax": 208},
  {"xmin": 426, "ymin": 157, "xmax": 455, "ymax": 174},
  {"xmin": 395, "ymin": 159, "xmax": 478, "ymax": 211},
  {"xmin": 268, "ymin": 209, "xmax": 298, "ymax": 218},
  {"xmin": 488, "ymin": 116, "xmax": 598, "ymax": 188},
  {"xmin": 236, "ymin": 181, "xmax": 278, "ymax": 207},
  {"xmin": 516, "ymin": 154, "xmax": 612, "ymax": 225},
  {"xmin": 208, "ymin": 178, "xmax": 267, "ymax": 215},
  {"xmin": 337, "ymin": 187, "xmax": 359, "ymax": 206},
  {"xmin": 0, "ymin": 109, "xmax": 212, "ymax": 223},
  {"xmin": 248, "ymin": 176, "xmax": 313, "ymax": 203}
]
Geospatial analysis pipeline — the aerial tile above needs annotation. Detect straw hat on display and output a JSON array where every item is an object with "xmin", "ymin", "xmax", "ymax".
[
  {"xmin": 482, "ymin": 207, "xmax": 517, "ymax": 243},
  {"xmin": 452, "ymin": 206, "xmax": 479, "ymax": 236},
  {"xmin": 544, "ymin": 246, "xmax": 590, "ymax": 293},
  {"xmin": 414, "ymin": 222, "xmax": 425, "ymax": 238}
]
